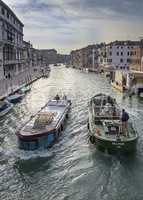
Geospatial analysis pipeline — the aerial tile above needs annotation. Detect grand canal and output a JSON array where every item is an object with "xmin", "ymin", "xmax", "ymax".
[{"xmin": 0, "ymin": 65, "xmax": 143, "ymax": 200}]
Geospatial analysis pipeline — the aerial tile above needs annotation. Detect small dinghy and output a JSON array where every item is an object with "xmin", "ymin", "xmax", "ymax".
[
  {"xmin": 16, "ymin": 97, "xmax": 71, "ymax": 150},
  {"xmin": 88, "ymin": 93, "xmax": 138, "ymax": 153},
  {"xmin": 0, "ymin": 100, "xmax": 13, "ymax": 118}
]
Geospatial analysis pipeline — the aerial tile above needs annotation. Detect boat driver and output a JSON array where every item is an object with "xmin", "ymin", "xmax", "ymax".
[
  {"xmin": 121, "ymin": 109, "xmax": 129, "ymax": 136},
  {"xmin": 55, "ymin": 94, "xmax": 60, "ymax": 101}
]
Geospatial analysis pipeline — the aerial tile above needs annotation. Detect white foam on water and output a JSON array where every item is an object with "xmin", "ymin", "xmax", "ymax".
[{"xmin": 2, "ymin": 147, "xmax": 54, "ymax": 161}]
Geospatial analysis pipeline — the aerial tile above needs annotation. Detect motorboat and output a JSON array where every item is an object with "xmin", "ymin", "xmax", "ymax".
[
  {"xmin": 0, "ymin": 100, "xmax": 13, "ymax": 117},
  {"xmin": 16, "ymin": 98, "xmax": 71, "ymax": 150},
  {"xmin": 88, "ymin": 93, "xmax": 138, "ymax": 153},
  {"xmin": 20, "ymin": 84, "xmax": 31, "ymax": 93},
  {"xmin": 7, "ymin": 93, "xmax": 24, "ymax": 104}
]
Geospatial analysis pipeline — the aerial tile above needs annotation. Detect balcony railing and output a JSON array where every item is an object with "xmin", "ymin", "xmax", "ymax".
[{"xmin": 3, "ymin": 59, "xmax": 25, "ymax": 65}]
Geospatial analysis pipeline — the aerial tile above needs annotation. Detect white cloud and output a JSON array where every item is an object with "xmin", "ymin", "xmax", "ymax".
[{"xmin": 2, "ymin": 0, "xmax": 143, "ymax": 53}]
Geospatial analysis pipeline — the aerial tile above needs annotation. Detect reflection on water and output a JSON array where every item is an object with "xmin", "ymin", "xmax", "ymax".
[{"xmin": 0, "ymin": 66, "xmax": 143, "ymax": 200}]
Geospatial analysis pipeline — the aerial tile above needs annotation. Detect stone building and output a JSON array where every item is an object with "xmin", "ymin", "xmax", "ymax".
[
  {"xmin": 130, "ymin": 39, "xmax": 143, "ymax": 71},
  {"xmin": 0, "ymin": 0, "xmax": 24, "ymax": 80},
  {"xmin": 98, "ymin": 40, "xmax": 141, "ymax": 71},
  {"xmin": 40, "ymin": 49, "xmax": 70, "ymax": 65},
  {"xmin": 40, "ymin": 49, "xmax": 57, "ymax": 65},
  {"xmin": 70, "ymin": 44, "xmax": 100, "ymax": 71}
]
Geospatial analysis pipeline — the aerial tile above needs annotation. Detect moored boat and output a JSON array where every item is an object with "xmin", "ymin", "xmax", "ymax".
[
  {"xmin": 88, "ymin": 93, "xmax": 138, "ymax": 153},
  {"xmin": 20, "ymin": 84, "xmax": 31, "ymax": 93},
  {"xmin": 7, "ymin": 93, "xmax": 24, "ymax": 104},
  {"xmin": 0, "ymin": 100, "xmax": 13, "ymax": 118},
  {"xmin": 16, "ymin": 98, "xmax": 71, "ymax": 150}
]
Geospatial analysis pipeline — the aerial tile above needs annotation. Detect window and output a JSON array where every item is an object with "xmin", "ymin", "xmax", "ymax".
[
  {"xmin": 117, "ymin": 46, "xmax": 119, "ymax": 49},
  {"xmin": 7, "ymin": 12, "xmax": 9, "ymax": 19},
  {"xmin": 2, "ymin": 8, "xmax": 5, "ymax": 15},
  {"xmin": 109, "ymin": 52, "xmax": 112, "ymax": 56},
  {"xmin": 121, "ymin": 52, "xmax": 123, "ymax": 56},
  {"xmin": 117, "ymin": 52, "xmax": 119, "ymax": 56},
  {"xmin": 121, "ymin": 46, "xmax": 123, "ymax": 49},
  {"xmin": 127, "ymin": 59, "xmax": 131, "ymax": 63},
  {"xmin": 120, "ymin": 58, "xmax": 123, "ymax": 63},
  {"xmin": 127, "ymin": 52, "xmax": 130, "ymax": 56}
]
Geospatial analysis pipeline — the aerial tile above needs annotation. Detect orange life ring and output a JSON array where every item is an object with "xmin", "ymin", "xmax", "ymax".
[{"xmin": 96, "ymin": 128, "xmax": 101, "ymax": 135}]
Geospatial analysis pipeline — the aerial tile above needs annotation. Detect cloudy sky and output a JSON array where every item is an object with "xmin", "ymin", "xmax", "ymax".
[{"xmin": 4, "ymin": 0, "xmax": 143, "ymax": 53}]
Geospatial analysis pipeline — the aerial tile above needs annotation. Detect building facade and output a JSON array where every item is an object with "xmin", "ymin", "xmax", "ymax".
[
  {"xmin": 40, "ymin": 49, "xmax": 70, "ymax": 65},
  {"xmin": 70, "ymin": 44, "xmax": 100, "ymax": 71},
  {"xmin": 0, "ymin": 0, "xmax": 24, "ymax": 80},
  {"xmin": 98, "ymin": 41, "xmax": 141, "ymax": 71}
]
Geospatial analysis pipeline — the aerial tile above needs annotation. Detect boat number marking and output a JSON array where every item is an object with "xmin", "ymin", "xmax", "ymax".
[{"xmin": 112, "ymin": 142, "xmax": 125, "ymax": 146}]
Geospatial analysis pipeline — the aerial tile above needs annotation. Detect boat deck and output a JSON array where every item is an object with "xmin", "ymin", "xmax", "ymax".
[
  {"xmin": 21, "ymin": 100, "xmax": 70, "ymax": 136},
  {"xmin": 92, "ymin": 119, "xmax": 137, "ymax": 142}
]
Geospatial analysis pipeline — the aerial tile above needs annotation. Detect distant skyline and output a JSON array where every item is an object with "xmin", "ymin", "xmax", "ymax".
[{"xmin": 4, "ymin": 0, "xmax": 143, "ymax": 54}]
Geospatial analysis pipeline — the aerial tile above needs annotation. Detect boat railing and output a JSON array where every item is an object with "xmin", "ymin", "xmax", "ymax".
[
  {"xmin": 94, "ymin": 116, "xmax": 120, "ymax": 120},
  {"xmin": 48, "ymin": 100, "xmax": 67, "ymax": 107},
  {"xmin": 92, "ymin": 105, "xmax": 121, "ymax": 118}
]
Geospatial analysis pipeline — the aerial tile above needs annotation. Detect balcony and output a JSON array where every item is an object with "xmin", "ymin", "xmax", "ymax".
[{"xmin": 3, "ymin": 59, "xmax": 25, "ymax": 65}]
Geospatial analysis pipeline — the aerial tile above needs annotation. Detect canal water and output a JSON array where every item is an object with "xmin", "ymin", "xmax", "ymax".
[{"xmin": 0, "ymin": 65, "xmax": 143, "ymax": 200}]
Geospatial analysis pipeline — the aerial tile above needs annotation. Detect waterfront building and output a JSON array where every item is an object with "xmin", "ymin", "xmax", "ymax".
[
  {"xmin": 40, "ymin": 49, "xmax": 57, "ymax": 65},
  {"xmin": 111, "ymin": 70, "xmax": 143, "ymax": 94},
  {"xmin": 23, "ymin": 41, "xmax": 32, "ymax": 70},
  {"xmin": 70, "ymin": 44, "xmax": 100, "ymax": 71},
  {"xmin": 99, "ymin": 40, "xmax": 141, "ymax": 71},
  {"xmin": 130, "ymin": 39, "xmax": 143, "ymax": 71},
  {"xmin": 98, "ymin": 43, "xmax": 107, "ymax": 71},
  {"xmin": 0, "ymin": 0, "xmax": 24, "ymax": 80},
  {"xmin": 70, "ymin": 49, "xmax": 82, "ymax": 69},
  {"xmin": 40, "ymin": 49, "xmax": 70, "ymax": 65}
]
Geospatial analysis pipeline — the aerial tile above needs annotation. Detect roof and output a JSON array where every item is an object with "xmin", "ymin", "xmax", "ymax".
[{"xmin": 107, "ymin": 40, "xmax": 140, "ymax": 46}]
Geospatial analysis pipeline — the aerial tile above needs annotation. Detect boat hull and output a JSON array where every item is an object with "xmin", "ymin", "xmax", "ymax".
[
  {"xmin": 89, "ymin": 132, "xmax": 138, "ymax": 153},
  {"xmin": 7, "ymin": 95, "xmax": 24, "ymax": 103},
  {"xmin": 0, "ymin": 103, "xmax": 13, "ymax": 118},
  {"xmin": 17, "ymin": 130, "xmax": 57, "ymax": 150}
]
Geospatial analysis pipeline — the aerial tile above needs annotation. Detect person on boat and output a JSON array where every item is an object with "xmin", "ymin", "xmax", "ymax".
[
  {"xmin": 121, "ymin": 109, "xmax": 129, "ymax": 136},
  {"xmin": 54, "ymin": 94, "xmax": 60, "ymax": 101}
]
